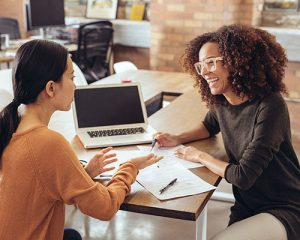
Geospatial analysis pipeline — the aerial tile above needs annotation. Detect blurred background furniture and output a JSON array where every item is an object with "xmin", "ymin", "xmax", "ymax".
[
  {"xmin": 0, "ymin": 68, "xmax": 13, "ymax": 94},
  {"xmin": 0, "ymin": 63, "xmax": 86, "ymax": 96},
  {"xmin": 0, "ymin": 89, "xmax": 13, "ymax": 110},
  {"xmin": 74, "ymin": 20, "xmax": 114, "ymax": 84},
  {"xmin": 0, "ymin": 17, "xmax": 21, "ymax": 39},
  {"xmin": 0, "ymin": 68, "xmax": 13, "ymax": 110}
]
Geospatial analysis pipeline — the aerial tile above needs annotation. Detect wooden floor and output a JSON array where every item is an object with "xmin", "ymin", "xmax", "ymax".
[{"xmin": 65, "ymin": 199, "xmax": 232, "ymax": 240}]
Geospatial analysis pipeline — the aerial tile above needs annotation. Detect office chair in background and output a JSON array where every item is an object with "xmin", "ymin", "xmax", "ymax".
[
  {"xmin": 0, "ymin": 17, "xmax": 21, "ymax": 39},
  {"xmin": 75, "ymin": 21, "xmax": 114, "ymax": 84},
  {"xmin": 72, "ymin": 62, "xmax": 88, "ymax": 86}
]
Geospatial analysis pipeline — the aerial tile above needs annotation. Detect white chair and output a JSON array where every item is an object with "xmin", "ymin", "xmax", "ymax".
[
  {"xmin": 113, "ymin": 61, "xmax": 138, "ymax": 74},
  {"xmin": 73, "ymin": 62, "xmax": 88, "ymax": 86},
  {"xmin": 0, "ymin": 89, "xmax": 13, "ymax": 110},
  {"xmin": 0, "ymin": 68, "xmax": 13, "ymax": 95}
]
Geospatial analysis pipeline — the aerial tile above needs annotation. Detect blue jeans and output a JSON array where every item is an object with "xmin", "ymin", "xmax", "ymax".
[{"xmin": 63, "ymin": 228, "xmax": 82, "ymax": 240}]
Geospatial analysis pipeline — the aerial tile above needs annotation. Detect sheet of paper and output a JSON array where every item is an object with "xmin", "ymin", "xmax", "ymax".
[
  {"xmin": 77, "ymin": 149, "xmax": 149, "ymax": 178},
  {"xmin": 136, "ymin": 163, "xmax": 216, "ymax": 200},
  {"xmin": 137, "ymin": 145, "xmax": 203, "ymax": 169}
]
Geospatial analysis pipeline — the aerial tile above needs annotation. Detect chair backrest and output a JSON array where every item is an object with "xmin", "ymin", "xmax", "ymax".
[
  {"xmin": 72, "ymin": 62, "xmax": 88, "ymax": 86},
  {"xmin": 76, "ymin": 21, "xmax": 113, "ymax": 84},
  {"xmin": 0, "ymin": 17, "xmax": 21, "ymax": 39},
  {"xmin": 113, "ymin": 61, "xmax": 138, "ymax": 74},
  {"xmin": 0, "ymin": 68, "xmax": 13, "ymax": 94}
]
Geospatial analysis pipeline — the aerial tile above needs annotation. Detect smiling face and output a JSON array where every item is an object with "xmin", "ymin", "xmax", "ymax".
[{"xmin": 198, "ymin": 42, "xmax": 233, "ymax": 97}]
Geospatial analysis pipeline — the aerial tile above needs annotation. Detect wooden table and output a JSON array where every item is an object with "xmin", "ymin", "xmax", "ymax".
[{"xmin": 49, "ymin": 70, "xmax": 227, "ymax": 240}]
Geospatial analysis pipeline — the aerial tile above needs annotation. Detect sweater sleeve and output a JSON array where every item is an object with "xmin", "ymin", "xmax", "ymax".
[
  {"xmin": 203, "ymin": 110, "xmax": 220, "ymax": 136},
  {"xmin": 225, "ymin": 95, "xmax": 288, "ymax": 190},
  {"xmin": 27, "ymin": 129, "xmax": 138, "ymax": 220}
]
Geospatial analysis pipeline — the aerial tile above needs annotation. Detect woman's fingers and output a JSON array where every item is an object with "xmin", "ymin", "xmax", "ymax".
[
  {"xmin": 175, "ymin": 147, "xmax": 184, "ymax": 154},
  {"xmin": 99, "ymin": 147, "xmax": 113, "ymax": 154},
  {"xmin": 153, "ymin": 132, "xmax": 161, "ymax": 138},
  {"xmin": 175, "ymin": 147, "xmax": 186, "ymax": 158},
  {"xmin": 146, "ymin": 155, "xmax": 163, "ymax": 165},
  {"xmin": 102, "ymin": 158, "xmax": 117, "ymax": 166},
  {"xmin": 101, "ymin": 166, "xmax": 115, "ymax": 172},
  {"xmin": 102, "ymin": 153, "xmax": 117, "ymax": 159},
  {"xmin": 93, "ymin": 152, "xmax": 116, "ymax": 161},
  {"xmin": 154, "ymin": 155, "xmax": 163, "ymax": 162}
]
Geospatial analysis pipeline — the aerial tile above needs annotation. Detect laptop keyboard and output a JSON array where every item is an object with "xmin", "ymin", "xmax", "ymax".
[{"xmin": 87, "ymin": 127, "xmax": 145, "ymax": 138}]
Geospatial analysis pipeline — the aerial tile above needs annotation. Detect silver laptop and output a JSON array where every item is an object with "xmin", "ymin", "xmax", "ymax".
[{"xmin": 72, "ymin": 82, "xmax": 156, "ymax": 149}]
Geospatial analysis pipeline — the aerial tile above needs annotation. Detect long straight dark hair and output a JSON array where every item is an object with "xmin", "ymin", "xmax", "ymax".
[{"xmin": 0, "ymin": 40, "xmax": 68, "ymax": 158}]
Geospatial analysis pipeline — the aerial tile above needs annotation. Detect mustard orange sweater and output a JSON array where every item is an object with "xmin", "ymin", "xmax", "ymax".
[{"xmin": 0, "ymin": 126, "xmax": 138, "ymax": 240}]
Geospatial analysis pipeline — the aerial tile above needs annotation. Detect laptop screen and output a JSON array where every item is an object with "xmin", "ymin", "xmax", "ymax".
[{"xmin": 74, "ymin": 85, "xmax": 145, "ymax": 128}]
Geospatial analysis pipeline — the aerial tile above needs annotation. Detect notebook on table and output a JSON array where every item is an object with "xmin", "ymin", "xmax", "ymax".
[{"xmin": 72, "ymin": 83, "xmax": 156, "ymax": 149}]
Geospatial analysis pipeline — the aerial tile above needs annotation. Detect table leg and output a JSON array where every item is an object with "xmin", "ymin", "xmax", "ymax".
[{"xmin": 196, "ymin": 205, "xmax": 207, "ymax": 240}]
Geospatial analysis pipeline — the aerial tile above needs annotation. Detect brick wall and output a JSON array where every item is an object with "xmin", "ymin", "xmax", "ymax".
[
  {"xmin": 149, "ymin": 0, "xmax": 299, "ymax": 99},
  {"xmin": 150, "ymin": 0, "xmax": 254, "ymax": 72},
  {"xmin": 286, "ymin": 62, "xmax": 300, "ymax": 99},
  {"xmin": 113, "ymin": 45, "xmax": 150, "ymax": 70}
]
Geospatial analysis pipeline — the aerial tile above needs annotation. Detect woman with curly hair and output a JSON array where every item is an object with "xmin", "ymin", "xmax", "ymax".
[{"xmin": 155, "ymin": 24, "xmax": 300, "ymax": 240}]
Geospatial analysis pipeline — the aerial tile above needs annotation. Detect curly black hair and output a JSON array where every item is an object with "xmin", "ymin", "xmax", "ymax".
[{"xmin": 181, "ymin": 24, "xmax": 288, "ymax": 108}]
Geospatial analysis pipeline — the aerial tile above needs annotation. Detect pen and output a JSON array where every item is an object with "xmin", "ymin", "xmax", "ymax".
[
  {"xmin": 150, "ymin": 138, "xmax": 157, "ymax": 152},
  {"xmin": 150, "ymin": 138, "xmax": 160, "ymax": 168},
  {"xmin": 159, "ymin": 178, "xmax": 177, "ymax": 194},
  {"xmin": 79, "ymin": 159, "xmax": 87, "ymax": 167},
  {"xmin": 99, "ymin": 174, "xmax": 113, "ymax": 178}
]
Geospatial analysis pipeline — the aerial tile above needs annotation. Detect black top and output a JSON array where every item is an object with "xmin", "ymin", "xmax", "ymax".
[{"xmin": 203, "ymin": 92, "xmax": 300, "ymax": 240}]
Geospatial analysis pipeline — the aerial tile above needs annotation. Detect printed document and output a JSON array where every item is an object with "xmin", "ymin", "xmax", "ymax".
[
  {"xmin": 78, "ymin": 149, "xmax": 214, "ymax": 200},
  {"xmin": 137, "ymin": 145, "xmax": 203, "ymax": 169},
  {"xmin": 136, "ymin": 163, "xmax": 216, "ymax": 200}
]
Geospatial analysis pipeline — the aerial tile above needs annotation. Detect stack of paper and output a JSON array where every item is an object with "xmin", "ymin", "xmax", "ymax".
[
  {"xmin": 78, "ymin": 147, "xmax": 215, "ymax": 200},
  {"xmin": 136, "ymin": 163, "xmax": 216, "ymax": 200},
  {"xmin": 137, "ymin": 145, "xmax": 204, "ymax": 169}
]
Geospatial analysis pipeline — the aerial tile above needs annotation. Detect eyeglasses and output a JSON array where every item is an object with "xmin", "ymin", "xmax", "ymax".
[{"xmin": 194, "ymin": 57, "xmax": 223, "ymax": 76}]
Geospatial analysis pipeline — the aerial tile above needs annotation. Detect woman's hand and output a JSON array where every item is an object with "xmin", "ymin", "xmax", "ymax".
[
  {"xmin": 85, "ymin": 147, "xmax": 117, "ymax": 178},
  {"xmin": 176, "ymin": 146, "xmax": 228, "ymax": 177},
  {"xmin": 155, "ymin": 132, "xmax": 180, "ymax": 147},
  {"xmin": 129, "ymin": 153, "xmax": 163, "ymax": 170},
  {"xmin": 175, "ymin": 146, "xmax": 206, "ymax": 163}
]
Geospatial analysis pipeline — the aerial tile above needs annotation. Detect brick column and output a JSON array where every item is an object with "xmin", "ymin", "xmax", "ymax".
[{"xmin": 150, "ymin": 0, "xmax": 254, "ymax": 72}]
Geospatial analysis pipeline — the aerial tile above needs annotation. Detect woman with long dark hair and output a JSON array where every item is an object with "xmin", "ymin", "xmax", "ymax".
[{"xmin": 0, "ymin": 40, "xmax": 161, "ymax": 239}]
